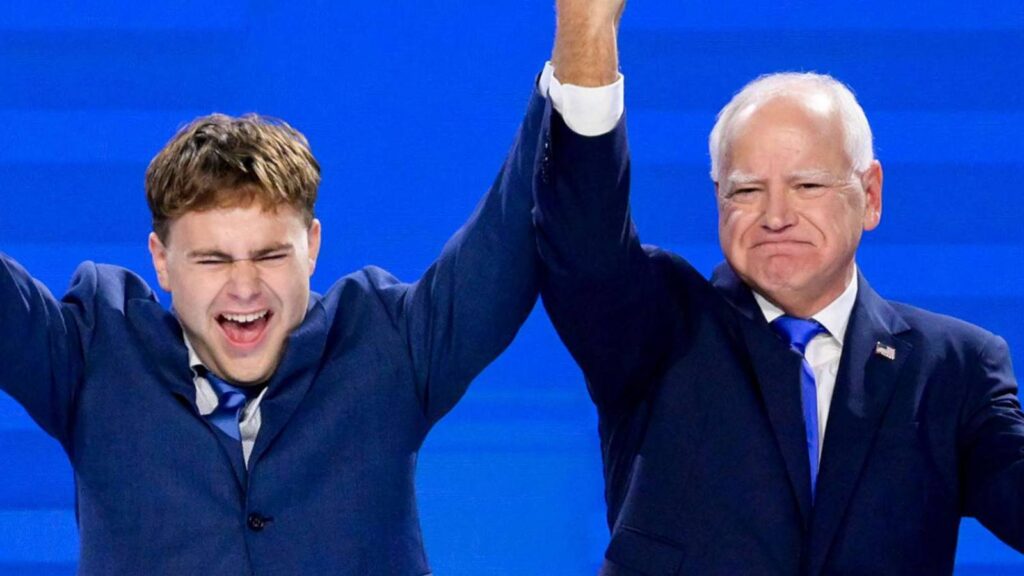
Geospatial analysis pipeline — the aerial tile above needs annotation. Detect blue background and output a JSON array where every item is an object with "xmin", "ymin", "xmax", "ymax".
[{"xmin": 0, "ymin": 1, "xmax": 1022, "ymax": 573}]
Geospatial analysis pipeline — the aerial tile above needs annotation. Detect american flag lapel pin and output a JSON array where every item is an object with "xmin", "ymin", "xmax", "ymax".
[{"xmin": 875, "ymin": 342, "xmax": 896, "ymax": 360}]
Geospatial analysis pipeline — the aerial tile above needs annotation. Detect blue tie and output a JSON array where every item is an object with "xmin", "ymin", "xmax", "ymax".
[
  {"xmin": 205, "ymin": 372, "xmax": 248, "ymax": 442},
  {"xmin": 770, "ymin": 315, "xmax": 827, "ymax": 502}
]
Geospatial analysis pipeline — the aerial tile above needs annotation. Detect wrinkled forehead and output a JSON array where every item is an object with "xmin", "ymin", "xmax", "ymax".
[
  {"xmin": 730, "ymin": 91, "xmax": 839, "ymax": 139},
  {"xmin": 727, "ymin": 94, "xmax": 846, "ymax": 155},
  {"xmin": 718, "ymin": 95, "xmax": 855, "ymax": 185}
]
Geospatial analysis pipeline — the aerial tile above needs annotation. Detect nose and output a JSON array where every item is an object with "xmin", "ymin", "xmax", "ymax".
[
  {"xmin": 226, "ymin": 260, "xmax": 262, "ymax": 301},
  {"xmin": 762, "ymin": 187, "xmax": 797, "ymax": 231}
]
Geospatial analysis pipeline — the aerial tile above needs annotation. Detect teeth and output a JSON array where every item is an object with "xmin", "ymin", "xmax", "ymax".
[{"xmin": 222, "ymin": 310, "xmax": 269, "ymax": 324}]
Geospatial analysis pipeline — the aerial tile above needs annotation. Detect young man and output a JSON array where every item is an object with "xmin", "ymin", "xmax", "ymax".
[
  {"xmin": 537, "ymin": 0, "xmax": 1024, "ymax": 573},
  {"xmin": 1, "ymin": 94, "xmax": 543, "ymax": 575}
]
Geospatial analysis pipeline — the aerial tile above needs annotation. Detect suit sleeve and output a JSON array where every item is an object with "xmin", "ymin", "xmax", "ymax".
[
  {"xmin": 395, "ymin": 88, "xmax": 546, "ymax": 425},
  {"xmin": 0, "ymin": 253, "xmax": 88, "ymax": 448},
  {"xmin": 959, "ymin": 333, "xmax": 1024, "ymax": 551},
  {"xmin": 533, "ymin": 108, "xmax": 674, "ymax": 411}
]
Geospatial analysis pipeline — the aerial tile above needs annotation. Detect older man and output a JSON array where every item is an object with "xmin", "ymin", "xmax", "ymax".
[{"xmin": 537, "ymin": 1, "xmax": 1024, "ymax": 574}]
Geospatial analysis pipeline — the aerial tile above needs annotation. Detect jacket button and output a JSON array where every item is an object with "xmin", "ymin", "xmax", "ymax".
[{"xmin": 247, "ymin": 513, "xmax": 267, "ymax": 531}]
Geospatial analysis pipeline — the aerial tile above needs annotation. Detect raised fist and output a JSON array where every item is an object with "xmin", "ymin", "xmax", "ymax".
[{"xmin": 552, "ymin": 0, "xmax": 625, "ymax": 86}]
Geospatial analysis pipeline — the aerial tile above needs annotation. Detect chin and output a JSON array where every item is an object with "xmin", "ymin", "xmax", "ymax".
[
  {"xmin": 227, "ymin": 368, "xmax": 272, "ymax": 386},
  {"xmin": 214, "ymin": 354, "xmax": 274, "ymax": 384},
  {"xmin": 744, "ymin": 271, "xmax": 804, "ymax": 302},
  {"xmin": 757, "ymin": 260, "xmax": 816, "ymax": 287}
]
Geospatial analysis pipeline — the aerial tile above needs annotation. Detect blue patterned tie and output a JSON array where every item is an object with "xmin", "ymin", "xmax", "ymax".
[
  {"xmin": 205, "ymin": 372, "xmax": 248, "ymax": 442},
  {"xmin": 770, "ymin": 315, "xmax": 827, "ymax": 502}
]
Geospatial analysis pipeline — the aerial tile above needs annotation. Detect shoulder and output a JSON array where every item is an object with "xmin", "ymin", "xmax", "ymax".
[
  {"xmin": 321, "ymin": 265, "xmax": 405, "ymax": 301},
  {"xmin": 887, "ymin": 299, "xmax": 1009, "ymax": 363},
  {"xmin": 318, "ymin": 265, "xmax": 409, "ymax": 325},
  {"xmin": 643, "ymin": 245, "xmax": 703, "ymax": 279},
  {"xmin": 642, "ymin": 245, "xmax": 719, "ymax": 299},
  {"xmin": 891, "ymin": 300, "xmax": 1000, "ymax": 344},
  {"xmin": 66, "ymin": 262, "xmax": 161, "ymax": 312}
]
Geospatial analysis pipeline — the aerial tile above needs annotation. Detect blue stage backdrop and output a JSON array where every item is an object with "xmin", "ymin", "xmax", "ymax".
[{"xmin": 0, "ymin": 1, "xmax": 1022, "ymax": 574}]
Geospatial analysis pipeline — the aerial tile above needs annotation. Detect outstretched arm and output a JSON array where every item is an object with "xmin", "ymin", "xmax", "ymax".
[
  {"xmin": 535, "ymin": 0, "xmax": 674, "ymax": 412},
  {"xmin": 959, "ymin": 333, "xmax": 1024, "ymax": 551},
  {"xmin": 0, "ymin": 254, "xmax": 86, "ymax": 447},
  {"xmin": 396, "ymin": 83, "xmax": 547, "ymax": 426}
]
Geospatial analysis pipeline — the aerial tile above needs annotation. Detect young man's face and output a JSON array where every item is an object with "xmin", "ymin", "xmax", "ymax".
[{"xmin": 149, "ymin": 201, "xmax": 321, "ymax": 385}]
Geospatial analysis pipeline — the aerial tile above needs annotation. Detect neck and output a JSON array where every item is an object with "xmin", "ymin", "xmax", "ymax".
[{"xmin": 756, "ymin": 265, "xmax": 857, "ymax": 319}]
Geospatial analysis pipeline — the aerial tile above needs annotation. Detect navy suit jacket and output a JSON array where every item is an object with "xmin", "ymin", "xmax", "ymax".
[
  {"xmin": 0, "ymin": 89, "xmax": 545, "ymax": 575},
  {"xmin": 534, "ymin": 110, "xmax": 1024, "ymax": 575}
]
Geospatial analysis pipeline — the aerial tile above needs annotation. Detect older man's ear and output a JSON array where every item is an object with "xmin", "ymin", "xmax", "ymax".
[{"xmin": 861, "ymin": 160, "xmax": 883, "ymax": 232}]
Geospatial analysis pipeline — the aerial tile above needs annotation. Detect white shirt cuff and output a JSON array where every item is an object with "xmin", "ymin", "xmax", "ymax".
[{"xmin": 539, "ymin": 61, "xmax": 624, "ymax": 137}]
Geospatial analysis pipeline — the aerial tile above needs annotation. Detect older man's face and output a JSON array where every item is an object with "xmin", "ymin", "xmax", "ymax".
[{"xmin": 716, "ymin": 97, "xmax": 882, "ymax": 317}]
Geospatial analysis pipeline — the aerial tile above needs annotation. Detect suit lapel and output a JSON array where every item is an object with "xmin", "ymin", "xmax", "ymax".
[
  {"xmin": 808, "ymin": 274, "xmax": 913, "ymax": 575},
  {"xmin": 742, "ymin": 320, "xmax": 816, "ymax": 525},
  {"xmin": 129, "ymin": 299, "xmax": 248, "ymax": 491},
  {"xmin": 128, "ymin": 299, "xmax": 195, "ymax": 401},
  {"xmin": 247, "ymin": 296, "xmax": 330, "ymax": 467},
  {"xmin": 212, "ymin": 426, "xmax": 249, "ymax": 489},
  {"xmin": 712, "ymin": 264, "xmax": 814, "ymax": 525}
]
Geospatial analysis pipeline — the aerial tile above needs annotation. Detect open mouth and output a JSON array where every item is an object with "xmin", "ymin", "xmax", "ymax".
[{"xmin": 217, "ymin": 310, "xmax": 273, "ymax": 347}]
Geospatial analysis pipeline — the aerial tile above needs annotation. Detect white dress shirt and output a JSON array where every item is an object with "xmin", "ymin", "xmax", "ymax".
[
  {"xmin": 539, "ymin": 62, "xmax": 624, "ymax": 136},
  {"xmin": 184, "ymin": 335, "xmax": 266, "ymax": 467}
]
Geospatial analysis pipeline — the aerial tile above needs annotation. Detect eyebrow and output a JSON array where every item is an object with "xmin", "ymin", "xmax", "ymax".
[
  {"xmin": 251, "ymin": 243, "xmax": 295, "ymax": 258},
  {"xmin": 724, "ymin": 171, "xmax": 762, "ymax": 189},
  {"xmin": 723, "ymin": 169, "xmax": 846, "ymax": 189},
  {"xmin": 788, "ymin": 169, "xmax": 840, "ymax": 182},
  {"xmin": 186, "ymin": 243, "xmax": 294, "ymax": 261}
]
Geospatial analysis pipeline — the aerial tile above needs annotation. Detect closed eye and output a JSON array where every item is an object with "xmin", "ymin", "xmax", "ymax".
[
  {"xmin": 196, "ymin": 258, "xmax": 230, "ymax": 266},
  {"xmin": 257, "ymin": 253, "xmax": 288, "ymax": 262},
  {"xmin": 726, "ymin": 187, "xmax": 761, "ymax": 200},
  {"xmin": 794, "ymin": 181, "xmax": 831, "ymax": 197},
  {"xmin": 253, "ymin": 252, "xmax": 292, "ymax": 267}
]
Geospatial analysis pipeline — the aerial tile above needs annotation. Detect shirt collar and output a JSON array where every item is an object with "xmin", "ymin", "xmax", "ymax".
[
  {"xmin": 182, "ymin": 332, "xmax": 205, "ymax": 376},
  {"xmin": 753, "ymin": 264, "xmax": 859, "ymax": 345}
]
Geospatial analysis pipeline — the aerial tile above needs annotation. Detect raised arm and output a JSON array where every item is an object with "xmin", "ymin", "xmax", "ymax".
[
  {"xmin": 393, "ymin": 83, "xmax": 547, "ymax": 425},
  {"xmin": 534, "ymin": 0, "xmax": 674, "ymax": 411},
  {"xmin": 0, "ymin": 253, "xmax": 86, "ymax": 447},
  {"xmin": 551, "ymin": 0, "xmax": 623, "ymax": 87}
]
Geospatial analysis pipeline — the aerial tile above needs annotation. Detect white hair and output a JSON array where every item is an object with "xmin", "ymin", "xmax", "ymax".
[{"xmin": 708, "ymin": 72, "xmax": 874, "ymax": 182}]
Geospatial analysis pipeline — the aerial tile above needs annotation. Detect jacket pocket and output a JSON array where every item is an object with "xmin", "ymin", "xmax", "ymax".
[{"xmin": 604, "ymin": 525, "xmax": 685, "ymax": 575}]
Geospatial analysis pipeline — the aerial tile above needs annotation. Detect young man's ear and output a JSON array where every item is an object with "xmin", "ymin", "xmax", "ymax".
[
  {"xmin": 307, "ymin": 219, "xmax": 322, "ymax": 276},
  {"xmin": 148, "ymin": 232, "xmax": 171, "ymax": 291}
]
